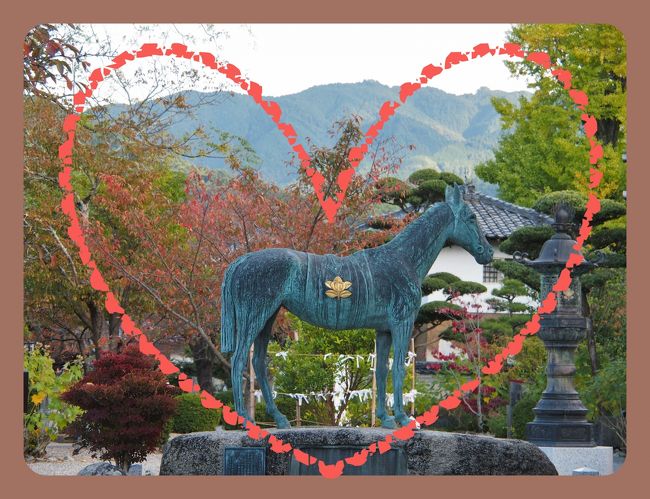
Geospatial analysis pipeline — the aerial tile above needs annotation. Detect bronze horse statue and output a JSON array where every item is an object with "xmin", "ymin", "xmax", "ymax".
[{"xmin": 221, "ymin": 185, "xmax": 493, "ymax": 428}]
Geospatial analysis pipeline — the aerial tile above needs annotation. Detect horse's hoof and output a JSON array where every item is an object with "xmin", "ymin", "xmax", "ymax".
[
  {"xmin": 396, "ymin": 415, "xmax": 414, "ymax": 428},
  {"xmin": 403, "ymin": 417, "xmax": 421, "ymax": 430},
  {"xmin": 379, "ymin": 416, "xmax": 397, "ymax": 429},
  {"xmin": 275, "ymin": 416, "xmax": 291, "ymax": 429}
]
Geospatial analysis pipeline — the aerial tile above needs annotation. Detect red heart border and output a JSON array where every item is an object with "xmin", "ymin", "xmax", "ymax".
[{"xmin": 56, "ymin": 41, "xmax": 605, "ymax": 479}]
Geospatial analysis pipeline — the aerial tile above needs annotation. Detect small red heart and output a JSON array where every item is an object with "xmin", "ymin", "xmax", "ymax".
[
  {"xmin": 318, "ymin": 459, "xmax": 345, "ymax": 479},
  {"xmin": 345, "ymin": 449, "xmax": 368, "ymax": 466},
  {"xmin": 294, "ymin": 448, "xmax": 317, "ymax": 466},
  {"xmin": 378, "ymin": 439, "xmax": 392, "ymax": 454},
  {"xmin": 57, "ymin": 41, "xmax": 604, "ymax": 478}
]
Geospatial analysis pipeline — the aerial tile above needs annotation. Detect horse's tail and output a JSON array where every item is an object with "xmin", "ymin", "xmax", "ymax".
[{"xmin": 220, "ymin": 259, "xmax": 240, "ymax": 354}]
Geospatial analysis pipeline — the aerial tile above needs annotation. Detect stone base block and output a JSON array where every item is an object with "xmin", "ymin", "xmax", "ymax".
[
  {"xmin": 538, "ymin": 446, "xmax": 613, "ymax": 476},
  {"xmin": 526, "ymin": 421, "xmax": 594, "ymax": 447},
  {"xmin": 160, "ymin": 427, "xmax": 558, "ymax": 476}
]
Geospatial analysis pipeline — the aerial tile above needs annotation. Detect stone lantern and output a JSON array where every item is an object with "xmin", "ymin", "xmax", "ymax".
[{"xmin": 514, "ymin": 205, "xmax": 596, "ymax": 447}]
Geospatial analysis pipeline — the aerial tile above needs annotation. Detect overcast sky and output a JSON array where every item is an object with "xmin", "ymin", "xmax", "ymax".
[{"xmin": 80, "ymin": 23, "xmax": 533, "ymax": 101}]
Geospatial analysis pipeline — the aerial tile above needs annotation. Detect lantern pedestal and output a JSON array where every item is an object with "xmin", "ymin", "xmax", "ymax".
[
  {"xmin": 524, "ymin": 314, "xmax": 595, "ymax": 447},
  {"xmin": 514, "ymin": 205, "xmax": 614, "ymax": 476}
]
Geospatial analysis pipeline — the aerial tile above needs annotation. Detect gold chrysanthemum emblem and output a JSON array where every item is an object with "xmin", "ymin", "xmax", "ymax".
[{"xmin": 325, "ymin": 276, "xmax": 352, "ymax": 299}]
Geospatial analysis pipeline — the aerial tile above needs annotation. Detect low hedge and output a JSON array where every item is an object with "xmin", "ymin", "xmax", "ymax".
[{"xmin": 171, "ymin": 393, "xmax": 222, "ymax": 433}]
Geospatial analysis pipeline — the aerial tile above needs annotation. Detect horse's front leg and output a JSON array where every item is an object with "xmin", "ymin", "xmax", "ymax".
[
  {"xmin": 390, "ymin": 321, "xmax": 415, "ymax": 428},
  {"xmin": 375, "ymin": 330, "xmax": 396, "ymax": 429}
]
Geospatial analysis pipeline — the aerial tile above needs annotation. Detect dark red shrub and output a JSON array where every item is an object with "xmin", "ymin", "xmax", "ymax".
[{"xmin": 62, "ymin": 345, "xmax": 179, "ymax": 473}]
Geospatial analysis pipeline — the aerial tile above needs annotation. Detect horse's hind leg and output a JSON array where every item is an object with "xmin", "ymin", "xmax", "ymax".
[
  {"xmin": 253, "ymin": 310, "xmax": 290, "ymax": 429},
  {"xmin": 231, "ymin": 339, "xmax": 252, "ymax": 425},
  {"xmin": 232, "ymin": 314, "xmax": 268, "ymax": 427},
  {"xmin": 390, "ymin": 321, "xmax": 415, "ymax": 427},
  {"xmin": 375, "ymin": 330, "xmax": 396, "ymax": 429}
]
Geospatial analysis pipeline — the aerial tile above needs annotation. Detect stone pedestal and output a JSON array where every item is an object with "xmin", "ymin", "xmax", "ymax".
[
  {"xmin": 539, "ymin": 446, "xmax": 613, "ymax": 476},
  {"xmin": 160, "ymin": 427, "xmax": 557, "ymax": 476}
]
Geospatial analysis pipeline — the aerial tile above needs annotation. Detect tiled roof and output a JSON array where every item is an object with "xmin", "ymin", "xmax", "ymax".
[
  {"xmin": 360, "ymin": 185, "xmax": 552, "ymax": 239},
  {"xmin": 462, "ymin": 185, "xmax": 553, "ymax": 240}
]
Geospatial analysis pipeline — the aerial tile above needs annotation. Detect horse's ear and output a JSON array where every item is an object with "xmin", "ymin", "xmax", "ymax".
[{"xmin": 445, "ymin": 184, "xmax": 462, "ymax": 206}]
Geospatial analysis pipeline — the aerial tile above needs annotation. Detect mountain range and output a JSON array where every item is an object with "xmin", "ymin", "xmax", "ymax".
[{"xmin": 162, "ymin": 81, "xmax": 528, "ymax": 193}]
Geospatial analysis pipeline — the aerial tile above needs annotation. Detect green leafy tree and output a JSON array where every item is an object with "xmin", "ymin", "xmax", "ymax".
[
  {"xmin": 267, "ymin": 315, "xmax": 375, "ymax": 426},
  {"xmin": 486, "ymin": 278, "xmax": 534, "ymax": 317},
  {"xmin": 377, "ymin": 169, "xmax": 464, "ymax": 213},
  {"xmin": 476, "ymin": 24, "xmax": 627, "ymax": 204},
  {"xmin": 24, "ymin": 344, "xmax": 84, "ymax": 457},
  {"xmin": 580, "ymin": 358, "xmax": 626, "ymax": 449},
  {"xmin": 416, "ymin": 272, "xmax": 485, "ymax": 340},
  {"xmin": 587, "ymin": 270, "xmax": 626, "ymax": 363},
  {"xmin": 506, "ymin": 24, "xmax": 626, "ymax": 147},
  {"xmin": 499, "ymin": 226, "xmax": 554, "ymax": 259},
  {"xmin": 416, "ymin": 302, "xmax": 462, "ymax": 330}
]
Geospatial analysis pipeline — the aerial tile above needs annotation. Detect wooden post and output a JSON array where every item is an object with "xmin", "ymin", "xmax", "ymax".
[
  {"xmin": 371, "ymin": 340, "xmax": 377, "ymax": 427},
  {"xmin": 248, "ymin": 345, "xmax": 255, "ymax": 421},
  {"xmin": 410, "ymin": 338, "xmax": 416, "ymax": 416},
  {"xmin": 296, "ymin": 400, "xmax": 301, "ymax": 427}
]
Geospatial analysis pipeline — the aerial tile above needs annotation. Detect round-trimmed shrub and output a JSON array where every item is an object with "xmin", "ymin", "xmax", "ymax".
[
  {"xmin": 447, "ymin": 280, "xmax": 487, "ymax": 295},
  {"xmin": 172, "ymin": 393, "xmax": 222, "ymax": 433},
  {"xmin": 438, "ymin": 172, "xmax": 464, "ymax": 186},
  {"xmin": 428, "ymin": 272, "xmax": 461, "ymax": 284},
  {"xmin": 408, "ymin": 168, "xmax": 440, "ymax": 186},
  {"xmin": 512, "ymin": 388, "xmax": 542, "ymax": 439},
  {"xmin": 421, "ymin": 276, "xmax": 449, "ymax": 295}
]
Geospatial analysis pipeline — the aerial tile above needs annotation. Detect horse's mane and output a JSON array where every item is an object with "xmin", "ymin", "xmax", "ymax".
[{"xmin": 374, "ymin": 202, "xmax": 454, "ymax": 278}]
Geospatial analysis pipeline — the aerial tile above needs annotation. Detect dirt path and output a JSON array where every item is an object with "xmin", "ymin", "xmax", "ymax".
[{"xmin": 26, "ymin": 442, "xmax": 163, "ymax": 476}]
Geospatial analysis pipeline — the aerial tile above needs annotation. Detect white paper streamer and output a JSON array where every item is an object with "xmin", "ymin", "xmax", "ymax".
[
  {"xmin": 367, "ymin": 352, "xmax": 376, "ymax": 371},
  {"xmin": 268, "ymin": 351, "xmax": 416, "ymax": 368},
  {"xmin": 405, "ymin": 351, "xmax": 417, "ymax": 366},
  {"xmin": 254, "ymin": 389, "xmax": 420, "ymax": 407}
]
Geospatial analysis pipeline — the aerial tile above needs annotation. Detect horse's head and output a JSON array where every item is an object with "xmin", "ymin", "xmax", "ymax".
[{"xmin": 445, "ymin": 184, "xmax": 493, "ymax": 265}]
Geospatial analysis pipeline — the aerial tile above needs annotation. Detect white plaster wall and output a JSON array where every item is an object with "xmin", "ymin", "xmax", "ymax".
[
  {"xmin": 421, "ymin": 244, "xmax": 513, "ymax": 309},
  {"xmin": 437, "ymin": 339, "xmax": 464, "ymax": 358},
  {"xmin": 420, "ymin": 243, "xmax": 538, "ymax": 362}
]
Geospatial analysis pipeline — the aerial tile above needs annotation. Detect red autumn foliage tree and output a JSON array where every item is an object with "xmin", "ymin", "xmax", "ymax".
[
  {"xmin": 24, "ymin": 87, "xmax": 236, "ymax": 365},
  {"xmin": 431, "ymin": 295, "xmax": 508, "ymax": 431},
  {"xmin": 23, "ymin": 24, "xmax": 90, "ymax": 107},
  {"xmin": 61, "ymin": 345, "xmax": 179, "ymax": 473}
]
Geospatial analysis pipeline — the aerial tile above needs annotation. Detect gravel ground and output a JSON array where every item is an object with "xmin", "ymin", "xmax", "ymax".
[{"xmin": 26, "ymin": 442, "xmax": 164, "ymax": 476}]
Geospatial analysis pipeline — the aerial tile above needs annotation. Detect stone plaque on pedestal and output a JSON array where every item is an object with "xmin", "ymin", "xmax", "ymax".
[
  {"xmin": 289, "ymin": 446, "xmax": 407, "ymax": 476},
  {"xmin": 223, "ymin": 447, "xmax": 266, "ymax": 475}
]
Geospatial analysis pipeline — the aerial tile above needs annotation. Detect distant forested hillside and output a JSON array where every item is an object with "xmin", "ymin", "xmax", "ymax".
[{"xmin": 139, "ymin": 81, "xmax": 528, "ymax": 193}]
